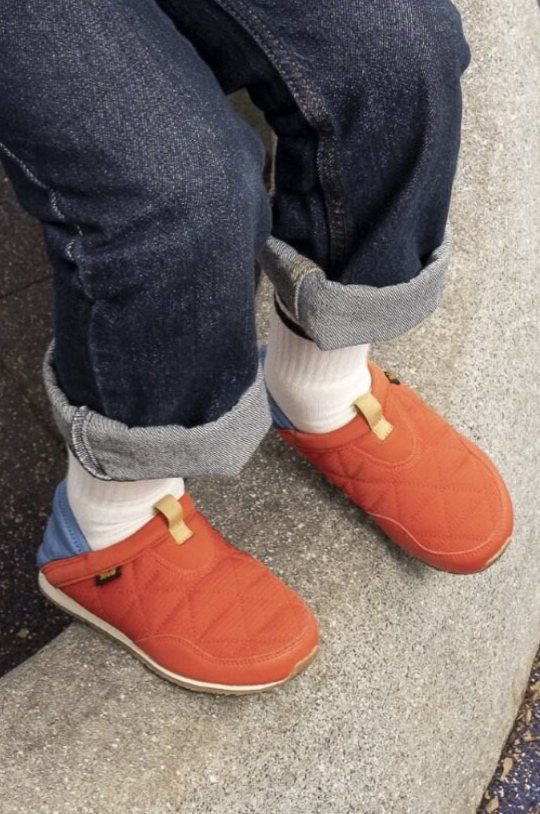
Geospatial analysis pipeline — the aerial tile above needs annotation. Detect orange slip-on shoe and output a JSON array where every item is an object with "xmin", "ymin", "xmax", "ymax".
[
  {"xmin": 270, "ymin": 363, "xmax": 513, "ymax": 574},
  {"xmin": 37, "ymin": 482, "xmax": 319, "ymax": 694}
]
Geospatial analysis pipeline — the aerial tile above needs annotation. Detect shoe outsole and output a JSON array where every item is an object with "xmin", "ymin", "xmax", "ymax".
[
  {"xmin": 370, "ymin": 509, "xmax": 513, "ymax": 574},
  {"xmin": 483, "ymin": 536, "xmax": 512, "ymax": 569},
  {"xmin": 38, "ymin": 571, "xmax": 318, "ymax": 695},
  {"xmin": 441, "ymin": 535, "xmax": 512, "ymax": 575},
  {"xmin": 368, "ymin": 515, "xmax": 512, "ymax": 574}
]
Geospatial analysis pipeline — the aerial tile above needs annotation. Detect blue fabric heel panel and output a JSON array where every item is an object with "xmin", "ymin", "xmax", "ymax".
[
  {"xmin": 258, "ymin": 344, "xmax": 297, "ymax": 430},
  {"xmin": 37, "ymin": 480, "xmax": 92, "ymax": 568},
  {"xmin": 267, "ymin": 393, "xmax": 297, "ymax": 431}
]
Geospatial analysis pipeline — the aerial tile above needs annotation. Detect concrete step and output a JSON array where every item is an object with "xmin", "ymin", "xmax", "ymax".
[{"xmin": 1, "ymin": 1, "xmax": 539, "ymax": 812}]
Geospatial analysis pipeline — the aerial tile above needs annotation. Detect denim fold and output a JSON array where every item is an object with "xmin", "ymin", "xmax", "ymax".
[
  {"xmin": 260, "ymin": 227, "xmax": 452, "ymax": 349},
  {"xmin": 43, "ymin": 342, "xmax": 271, "ymax": 481},
  {"xmin": 1, "ymin": 0, "xmax": 469, "ymax": 480}
]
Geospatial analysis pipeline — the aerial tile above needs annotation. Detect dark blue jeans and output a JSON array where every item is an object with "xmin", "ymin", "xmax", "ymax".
[{"xmin": 0, "ymin": 0, "xmax": 470, "ymax": 480}]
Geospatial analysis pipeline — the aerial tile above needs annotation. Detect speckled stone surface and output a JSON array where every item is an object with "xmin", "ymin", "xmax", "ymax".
[{"xmin": 0, "ymin": 1, "xmax": 539, "ymax": 812}]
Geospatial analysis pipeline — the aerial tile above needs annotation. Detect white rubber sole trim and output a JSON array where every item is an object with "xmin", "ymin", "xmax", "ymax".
[{"xmin": 38, "ymin": 571, "xmax": 317, "ymax": 695}]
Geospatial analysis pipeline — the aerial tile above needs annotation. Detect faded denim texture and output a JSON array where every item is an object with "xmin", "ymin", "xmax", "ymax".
[{"xmin": 0, "ymin": 0, "xmax": 469, "ymax": 479}]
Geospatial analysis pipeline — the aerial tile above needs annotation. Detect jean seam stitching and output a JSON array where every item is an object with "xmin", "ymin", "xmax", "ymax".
[
  {"xmin": 290, "ymin": 258, "xmax": 317, "ymax": 320},
  {"xmin": 0, "ymin": 142, "xmax": 113, "ymax": 415},
  {"xmin": 213, "ymin": 0, "xmax": 349, "ymax": 270},
  {"xmin": 0, "ymin": 139, "xmax": 83, "ymax": 263},
  {"xmin": 0, "ymin": 144, "xmax": 115, "ymax": 454},
  {"xmin": 0, "ymin": 142, "xmax": 116, "ymax": 424},
  {"xmin": 70, "ymin": 406, "xmax": 110, "ymax": 480}
]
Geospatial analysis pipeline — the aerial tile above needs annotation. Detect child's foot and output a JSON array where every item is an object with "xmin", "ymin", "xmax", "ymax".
[
  {"xmin": 268, "ymin": 363, "xmax": 513, "ymax": 574},
  {"xmin": 38, "ymin": 482, "xmax": 319, "ymax": 693}
]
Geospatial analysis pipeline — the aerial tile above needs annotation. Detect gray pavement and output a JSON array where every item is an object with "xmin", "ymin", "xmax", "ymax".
[{"xmin": 0, "ymin": 1, "xmax": 539, "ymax": 812}]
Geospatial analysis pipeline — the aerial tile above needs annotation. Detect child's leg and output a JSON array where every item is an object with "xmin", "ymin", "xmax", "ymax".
[
  {"xmin": 168, "ymin": 0, "xmax": 512, "ymax": 573},
  {"xmin": 166, "ymin": 0, "xmax": 470, "ymax": 425},
  {"xmin": 0, "ymin": 0, "xmax": 318, "ymax": 692},
  {"xmin": 0, "ymin": 0, "xmax": 273, "ymax": 479},
  {"xmin": 163, "ymin": 0, "xmax": 470, "ymax": 334}
]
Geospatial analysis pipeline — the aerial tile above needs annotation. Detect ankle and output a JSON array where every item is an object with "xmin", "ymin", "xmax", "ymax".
[
  {"xmin": 264, "ymin": 302, "xmax": 371, "ymax": 433},
  {"xmin": 66, "ymin": 451, "xmax": 184, "ymax": 550}
]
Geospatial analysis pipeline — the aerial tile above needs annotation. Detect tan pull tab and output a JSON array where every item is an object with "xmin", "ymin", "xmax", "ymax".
[
  {"xmin": 353, "ymin": 392, "xmax": 394, "ymax": 441},
  {"xmin": 154, "ymin": 495, "xmax": 193, "ymax": 544}
]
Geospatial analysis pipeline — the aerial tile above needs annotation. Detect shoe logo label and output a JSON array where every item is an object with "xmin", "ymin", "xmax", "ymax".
[
  {"xmin": 384, "ymin": 370, "xmax": 401, "ymax": 385},
  {"xmin": 95, "ymin": 566, "xmax": 122, "ymax": 586}
]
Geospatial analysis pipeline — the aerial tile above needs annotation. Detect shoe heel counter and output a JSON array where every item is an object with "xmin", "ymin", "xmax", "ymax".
[
  {"xmin": 259, "ymin": 344, "xmax": 297, "ymax": 430},
  {"xmin": 37, "ymin": 480, "xmax": 91, "ymax": 568},
  {"xmin": 267, "ymin": 393, "xmax": 296, "ymax": 430}
]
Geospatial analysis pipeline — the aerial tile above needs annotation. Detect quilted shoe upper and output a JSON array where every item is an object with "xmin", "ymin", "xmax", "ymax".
[
  {"xmin": 277, "ymin": 363, "xmax": 514, "ymax": 573},
  {"xmin": 41, "ymin": 493, "xmax": 319, "ymax": 686}
]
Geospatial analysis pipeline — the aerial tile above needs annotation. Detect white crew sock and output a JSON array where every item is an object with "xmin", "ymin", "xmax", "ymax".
[
  {"xmin": 66, "ymin": 450, "xmax": 185, "ymax": 551},
  {"xmin": 264, "ymin": 301, "xmax": 371, "ymax": 433}
]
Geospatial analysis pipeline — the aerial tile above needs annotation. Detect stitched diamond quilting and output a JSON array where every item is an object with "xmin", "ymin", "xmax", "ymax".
[{"xmin": 277, "ymin": 362, "xmax": 513, "ymax": 572}]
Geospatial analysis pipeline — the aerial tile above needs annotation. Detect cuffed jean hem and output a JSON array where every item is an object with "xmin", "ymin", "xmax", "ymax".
[
  {"xmin": 43, "ymin": 342, "xmax": 271, "ymax": 481},
  {"xmin": 259, "ymin": 226, "xmax": 452, "ymax": 349}
]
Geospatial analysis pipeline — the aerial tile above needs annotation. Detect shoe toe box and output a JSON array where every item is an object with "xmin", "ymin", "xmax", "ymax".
[
  {"xmin": 371, "ymin": 433, "xmax": 514, "ymax": 573},
  {"xmin": 134, "ymin": 548, "xmax": 320, "ymax": 687}
]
